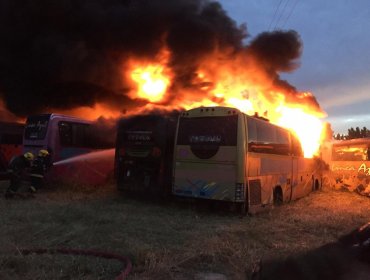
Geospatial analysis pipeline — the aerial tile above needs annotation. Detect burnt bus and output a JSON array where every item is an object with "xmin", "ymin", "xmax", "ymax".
[
  {"xmin": 115, "ymin": 113, "xmax": 178, "ymax": 197},
  {"xmin": 321, "ymin": 138, "xmax": 370, "ymax": 196}
]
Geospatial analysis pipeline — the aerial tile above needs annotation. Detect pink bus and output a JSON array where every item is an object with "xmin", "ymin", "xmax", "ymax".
[
  {"xmin": 23, "ymin": 113, "xmax": 92, "ymax": 162},
  {"xmin": 23, "ymin": 113, "xmax": 115, "ymax": 185}
]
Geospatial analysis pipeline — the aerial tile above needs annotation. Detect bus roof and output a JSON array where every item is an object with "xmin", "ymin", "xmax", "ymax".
[
  {"xmin": 181, "ymin": 106, "xmax": 241, "ymax": 117},
  {"xmin": 26, "ymin": 113, "xmax": 91, "ymax": 124},
  {"xmin": 181, "ymin": 106, "xmax": 270, "ymax": 122}
]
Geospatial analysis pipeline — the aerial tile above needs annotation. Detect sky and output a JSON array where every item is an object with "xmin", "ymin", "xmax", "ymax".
[{"xmin": 219, "ymin": 0, "xmax": 370, "ymax": 134}]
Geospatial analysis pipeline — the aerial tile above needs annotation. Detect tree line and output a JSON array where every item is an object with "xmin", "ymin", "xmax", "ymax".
[{"xmin": 334, "ymin": 127, "xmax": 370, "ymax": 140}]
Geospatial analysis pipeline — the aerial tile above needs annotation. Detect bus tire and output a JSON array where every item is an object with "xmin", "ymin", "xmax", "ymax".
[{"xmin": 273, "ymin": 187, "xmax": 283, "ymax": 206}]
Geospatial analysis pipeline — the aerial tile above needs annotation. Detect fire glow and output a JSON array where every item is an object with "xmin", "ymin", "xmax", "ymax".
[
  {"xmin": 130, "ymin": 64, "xmax": 170, "ymax": 103},
  {"xmin": 126, "ymin": 48, "xmax": 172, "ymax": 103},
  {"xmin": 125, "ymin": 50, "xmax": 325, "ymax": 158}
]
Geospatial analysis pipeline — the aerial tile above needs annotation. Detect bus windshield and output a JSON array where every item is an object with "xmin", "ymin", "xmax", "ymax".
[
  {"xmin": 120, "ymin": 117, "xmax": 164, "ymax": 147},
  {"xmin": 177, "ymin": 115, "xmax": 238, "ymax": 159},
  {"xmin": 24, "ymin": 115, "xmax": 51, "ymax": 140}
]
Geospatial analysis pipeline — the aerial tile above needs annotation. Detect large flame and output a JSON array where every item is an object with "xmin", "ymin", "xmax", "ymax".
[
  {"xmin": 122, "ymin": 49, "xmax": 325, "ymax": 158},
  {"xmin": 130, "ymin": 64, "xmax": 170, "ymax": 102},
  {"xmin": 125, "ymin": 48, "xmax": 172, "ymax": 103},
  {"xmin": 276, "ymin": 107, "xmax": 323, "ymax": 158}
]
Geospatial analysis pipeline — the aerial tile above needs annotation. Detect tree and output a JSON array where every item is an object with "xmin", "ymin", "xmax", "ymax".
[
  {"xmin": 336, "ymin": 126, "xmax": 370, "ymax": 140},
  {"xmin": 361, "ymin": 127, "xmax": 370, "ymax": 138}
]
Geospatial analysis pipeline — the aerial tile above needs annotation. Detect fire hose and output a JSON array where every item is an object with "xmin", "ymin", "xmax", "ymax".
[{"xmin": 18, "ymin": 248, "xmax": 132, "ymax": 280}]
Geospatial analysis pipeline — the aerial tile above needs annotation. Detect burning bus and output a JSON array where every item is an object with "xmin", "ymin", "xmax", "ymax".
[
  {"xmin": 173, "ymin": 106, "xmax": 321, "ymax": 214},
  {"xmin": 115, "ymin": 113, "xmax": 178, "ymax": 197},
  {"xmin": 321, "ymin": 138, "xmax": 370, "ymax": 196},
  {"xmin": 23, "ymin": 113, "xmax": 115, "ymax": 185}
]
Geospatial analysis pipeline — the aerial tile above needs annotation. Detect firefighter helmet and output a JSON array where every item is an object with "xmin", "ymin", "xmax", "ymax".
[
  {"xmin": 38, "ymin": 149, "xmax": 49, "ymax": 157},
  {"xmin": 24, "ymin": 152, "xmax": 34, "ymax": 161}
]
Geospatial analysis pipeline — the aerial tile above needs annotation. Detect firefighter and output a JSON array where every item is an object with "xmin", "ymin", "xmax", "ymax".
[
  {"xmin": 30, "ymin": 149, "xmax": 51, "ymax": 190},
  {"xmin": 4, "ymin": 152, "xmax": 34, "ymax": 198}
]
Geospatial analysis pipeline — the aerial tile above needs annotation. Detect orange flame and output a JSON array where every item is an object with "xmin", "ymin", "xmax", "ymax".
[
  {"xmin": 123, "ymin": 49, "xmax": 325, "ymax": 158},
  {"xmin": 130, "ymin": 64, "xmax": 170, "ymax": 102},
  {"xmin": 125, "ymin": 48, "xmax": 172, "ymax": 103},
  {"xmin": 276, "ymin": 106, "xmax": 323, "ymax": 158},
  {"xmin": 57, "ymin": 103, "xmax": 124, "ymax": 121}
]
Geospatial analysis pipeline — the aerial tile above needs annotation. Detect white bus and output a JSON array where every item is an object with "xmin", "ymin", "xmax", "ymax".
[{"xmin": 172, "ymin": 106, "xmax": 321, "ymax": 214}]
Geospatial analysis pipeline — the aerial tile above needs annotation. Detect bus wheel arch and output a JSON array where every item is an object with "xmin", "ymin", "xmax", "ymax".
[{"xmin": 273, "ymin": 186, "xmax": 283, "ymax": 206}]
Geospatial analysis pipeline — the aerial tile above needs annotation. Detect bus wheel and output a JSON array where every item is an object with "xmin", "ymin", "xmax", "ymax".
[{"xmin": 273, "ymin": 187, "xmax": 283, "ymax": 206}]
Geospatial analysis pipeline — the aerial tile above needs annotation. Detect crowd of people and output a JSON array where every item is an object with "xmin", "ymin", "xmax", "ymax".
[{"xmin": 4, "ymin": 149, "xmax": 51, "ymax": 198}]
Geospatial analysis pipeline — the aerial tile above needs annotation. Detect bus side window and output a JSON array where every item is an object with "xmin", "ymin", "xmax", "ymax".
[
  {"xmin": 275, "ymin": 127, "xmax": 290, "ymax": 155},
  {"xmin": 255, "ymin": 120, "xmax": 276, "ymax": 154},
  {"xmin": 59, "ymin": 122, "xmax": 72, "ymax": 146},
  {"xmin": 247, "ymin": 117, "xmax": 291, "ymax": 155},
  {"xmin": 72, "ymin": 123, "xmax": 88, "ymax": 147},
  {"xmin": 59, "ymin": 121, "xmax": 89, "ymax": 147}
]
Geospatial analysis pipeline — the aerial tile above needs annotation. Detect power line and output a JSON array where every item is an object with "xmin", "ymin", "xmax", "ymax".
[
  {"xmin": 274, "ymin": 0, "xmax": 291, "ymax": 30},
  {"xmin": 268, "ymin": 0, "xmax": 283, "ymax": 31},
  {"xmin": 281, "ymin": 0, "xmax": 300, "ymax": 28}
]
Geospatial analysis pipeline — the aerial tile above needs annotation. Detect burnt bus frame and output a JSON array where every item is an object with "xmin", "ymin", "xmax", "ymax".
[{"xmin": 115, "ymin": 113, "xmax": 177, "ymax": 197}]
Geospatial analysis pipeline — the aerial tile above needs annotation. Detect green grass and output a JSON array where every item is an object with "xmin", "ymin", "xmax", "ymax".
[{"xmin": 0, "ymin": 181, "xmax": 369, "ymax": 279}]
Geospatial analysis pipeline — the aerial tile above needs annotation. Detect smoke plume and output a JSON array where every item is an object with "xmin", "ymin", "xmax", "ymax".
[{"xmin": 0, "ymin": 0, "xmax": 320, "ymax": 118}]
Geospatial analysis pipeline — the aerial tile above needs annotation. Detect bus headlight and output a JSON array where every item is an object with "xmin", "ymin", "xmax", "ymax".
[{"xmin": 235, "ymin": 183, "xmax": 245, "ymax": 201}]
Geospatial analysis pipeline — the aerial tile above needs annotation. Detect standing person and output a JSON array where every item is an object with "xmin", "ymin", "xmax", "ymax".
[
  {"xmin": 4, "ymin": 152, "xmax": 34, "ymax": 198},
  {"xmin": 30, "ymin": 149, "xmax": 51, "ymax": 190}
]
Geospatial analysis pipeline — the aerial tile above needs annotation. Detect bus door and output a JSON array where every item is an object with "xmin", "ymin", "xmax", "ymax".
[{"xmin": 173, "ymin": 114, "xmax": 239, "ymax": 201}]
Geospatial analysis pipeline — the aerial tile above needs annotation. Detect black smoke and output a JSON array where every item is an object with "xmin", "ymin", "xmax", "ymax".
[
  {"xmin": 247, "ymin": 30, "xmax": 321, "ymax": 110},
  {"xmin": 0, "ymin": 0, "xmax": 246, "ymax": 116},
  {"xmin": 0, "ymin": 0, "xmax": 320, "ymax": 117},
  {"xmin": 248, "ymin": 30, "xmax": 302, "ymax": 73}
]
